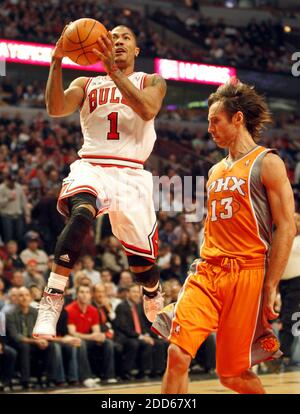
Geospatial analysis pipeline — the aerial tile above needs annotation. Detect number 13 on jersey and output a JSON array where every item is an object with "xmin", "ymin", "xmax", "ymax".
[{"xmin": 210, "ymin": 197, "xmax": 233, "ymax": 221}]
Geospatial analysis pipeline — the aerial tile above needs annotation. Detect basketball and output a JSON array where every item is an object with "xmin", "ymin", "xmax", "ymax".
[{"xmin": 62, "ymin": 18, "xmax": 107, "ymax": 66}]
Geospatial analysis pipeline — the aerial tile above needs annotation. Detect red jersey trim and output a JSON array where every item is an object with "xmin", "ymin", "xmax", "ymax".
[
  {"xmin": 120, "ymin": 221, "xmax": 158, "ymax": 260},
  {"xmin": 80, "ymin": 155, "xmax": 144, "ymax": 169},
  {"xmin": 57, "ymin": 185, "xmax": 99, "ymax": 217},
  {"xmin": 80, "ymin": 155, "xmax": 144, "ymax": 164},
  {"xmin": 80, "ymin": 77, "xmax": 92, "ymax": 110},
  {"xmin": 90, "ymin": 163, "xmax": 140, "ymax": 170}
]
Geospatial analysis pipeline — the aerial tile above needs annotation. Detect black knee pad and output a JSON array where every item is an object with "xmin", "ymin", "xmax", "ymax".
[
  {"xmin": 54, "ymin": 206, "xmax": 94, "ymax": 268},
  {"xmin": 133, "ymin": 264, "xmax": 160, "ymax": 288},
  {"xmin": 68, "ymin": 193, "xmax": 98, "ymax": 215},
  {"xmin": 127, "ymin": 255, "xmax": 155, "ymax": 267}
]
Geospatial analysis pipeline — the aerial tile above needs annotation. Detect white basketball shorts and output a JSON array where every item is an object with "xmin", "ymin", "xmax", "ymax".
[{"xmin": 57, "ymin": 159, "xmax": 158, "ymax": 262}]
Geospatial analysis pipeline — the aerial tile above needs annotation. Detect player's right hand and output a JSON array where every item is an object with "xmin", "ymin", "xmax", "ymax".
[
  {"xmin": 262, "ymin": 285, "xmax": 279, "ymax": 329},
  {"xmin": 52, "ymin": 24, "xmax": 70, "ymax": 60}
]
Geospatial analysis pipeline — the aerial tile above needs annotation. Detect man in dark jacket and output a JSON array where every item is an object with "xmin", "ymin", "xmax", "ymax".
[
  {"xmin": 0, "ymin": 326, "xmax": 17, "ymax": 390},
  {"xmin": 114, "ymin": 284, "xmax": 155, "ymax": 379},
  {"xmin": 6, "ymin": 287, "xmax": 55, "ymax": 388}
]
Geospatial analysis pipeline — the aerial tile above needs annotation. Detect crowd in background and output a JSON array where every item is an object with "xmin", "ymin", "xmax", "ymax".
[
  {"xmin": 0, "ymin": 104, "xmax": 214, "ymax": 391},
  {"xmin": 0, "ymin": 77, "xmax": 45, "ymax": 108},
  {"xmin": 0, "ymin": 93, "xmax": 299, "ymax": 205},
  {"xmin": 0, "ymin": 179, "xmax": 210, "ymax": 391},
  {"xmin": 0, "ymin": 0, "xmax": 299, "ymax": 392},
  {"xmin": 150, "ymin": 10, "xmax": 292, "ymax": 73},
  {"xmin": 0, "ymin": 99, "xmax": 299, "ymax": 390},
  {"xmin": 0, "ymin": 0, "xmax": 297, "ymax": 73}
]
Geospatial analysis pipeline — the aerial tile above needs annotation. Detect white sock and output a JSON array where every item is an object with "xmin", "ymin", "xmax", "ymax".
[
  {"xmin": 48, "ymin": 272, "xmax": 68, "ymax": 292},
  {"xmin": 143, "ymin": 282, "xmax": 159, "ymax": 292}
]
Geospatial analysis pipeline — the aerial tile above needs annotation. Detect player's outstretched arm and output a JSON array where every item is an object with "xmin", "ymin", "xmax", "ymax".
[
  {"xmin": 261, "ymin": 152, "xmax": 296, "ymax": 328},
  {"xmin": 93, "ymin": 33, "xmax": 167, "ymax": 121},
  {"xmin": 45, "ymin": 26, "xmax": 87, "ymax": 117}
]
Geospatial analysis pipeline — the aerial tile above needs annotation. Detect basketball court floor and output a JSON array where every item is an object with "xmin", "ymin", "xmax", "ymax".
[{"xmin": 45, "ymin": 369, "xmax": 300, "ymax": 394}]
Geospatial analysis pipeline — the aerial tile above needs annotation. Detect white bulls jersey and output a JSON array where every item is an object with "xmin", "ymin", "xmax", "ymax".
[{"xmin": 79, "ymin": 71, "xmax": 156, "ymax": 169}]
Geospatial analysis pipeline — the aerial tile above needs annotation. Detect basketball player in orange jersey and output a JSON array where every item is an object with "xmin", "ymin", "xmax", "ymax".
[
  {"xmin": 161, "ymin": 79, "xmax": 296, "ymax": 394},
  {"xmin": 33, "ymin": 25, "xmax": 166, "ymax": 338}
]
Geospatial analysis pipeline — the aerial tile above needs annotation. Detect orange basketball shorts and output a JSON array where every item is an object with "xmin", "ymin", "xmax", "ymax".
[{"xmin": 168, "ymin": 258, "xmax": 266, "ymax": 377}]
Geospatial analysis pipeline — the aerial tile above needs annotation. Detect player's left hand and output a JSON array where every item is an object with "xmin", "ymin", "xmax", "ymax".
[
  {"xmin": 262, "ymin": 285, "xmax": 279, "ymax": 329},
  {"xmin": 93, "ymin": 32, "xmax": 116, "ymax": 74}
]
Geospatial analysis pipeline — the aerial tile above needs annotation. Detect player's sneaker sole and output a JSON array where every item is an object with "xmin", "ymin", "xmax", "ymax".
[{"xmin": 143, "ymin": 289, "xmax": 164, "ymax": 323}]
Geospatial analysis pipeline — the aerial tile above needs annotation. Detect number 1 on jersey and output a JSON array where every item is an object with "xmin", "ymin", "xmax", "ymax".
[{"xmin": 107, "ymin": 112, "xmax": 120, "ymax": 140}]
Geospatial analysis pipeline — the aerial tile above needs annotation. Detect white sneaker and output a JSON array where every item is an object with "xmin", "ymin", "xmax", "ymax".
[
  {"xmin": 106, "ymin": 378, "xmax": 118, "ymax": 384},
  {"xmin": 32, "ymin": 288, "xmax": 64, "ymax": 339},
  {"xmin": 83, "ymin": 378, "xmax": 100, "ymax": 388},
  {"xmin": 143, "ymin": 289, "xmax": 164, "ymax": 323}
]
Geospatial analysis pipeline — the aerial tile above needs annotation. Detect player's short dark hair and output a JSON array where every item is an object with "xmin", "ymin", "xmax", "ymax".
[
  {"xmin": 111, "ymin": 25, "xmax": 138, "ymax": 46},
  {"xmin": 208, "ymin": 78, "xmax": 272, "ymax": 141}
]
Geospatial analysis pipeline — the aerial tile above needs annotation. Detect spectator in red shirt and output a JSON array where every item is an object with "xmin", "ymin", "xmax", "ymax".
[{"xmin": 65, "ymin": 284, "xmax": 116, "ymax": 384}]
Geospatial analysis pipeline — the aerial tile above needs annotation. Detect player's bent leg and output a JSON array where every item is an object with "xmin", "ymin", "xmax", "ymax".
[
  {"xmin": 54, "ymin": 205, "xmax": 95, "ymax": 268},
  {"xmin": 130, "ymin": 261, "xmax": 164, "ymax": 322},
  {"xmin": 33, "ymin": 195, "xmax": 97, "ymax": 339},
  {"xmin": 219, "ymin": 370, "xmax": 266, "ymax": 394},
  {"xmin": 161, "ymin": 343, "xmax": 191, "ymax": 394}
]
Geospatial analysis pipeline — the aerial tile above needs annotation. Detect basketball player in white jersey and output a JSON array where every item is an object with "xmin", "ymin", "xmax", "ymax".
[{"xmin": 33, "ymin": 25, "xmax": 167, "ymax": 338}]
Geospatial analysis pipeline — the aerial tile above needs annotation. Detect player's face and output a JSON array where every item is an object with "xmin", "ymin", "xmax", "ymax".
[
  {"xmin": 111, "ymin": 27, "xmax": 140, "ymax": 67},
  {"xmin": 208, "ymin": 102, "xmax": 238, "ymax": 148}
]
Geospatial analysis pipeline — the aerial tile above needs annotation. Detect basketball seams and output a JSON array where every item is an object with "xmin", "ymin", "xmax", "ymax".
[
  {"xmin": 85, "ymin": 53, "xmax": 93, "ymax": 65},
  {"xmin": 62, "ymin": 40, "xmax": 99, "ymax": 53},
  {"xmin": 75, "ymin": 24, "xmax": 86, "ymax": 65},
  {"xmin": 80, "ymin": 19, "xmax": 97, "ymax": 44},
  {"xmin": 64, "ymin": 32, "xmax": 81, "ymax": 45},
  {"xmin": 64, "ymin": 19, "xmax": 96, "ymax": 46},
  {"xmin": 76, "ymin": 20, "xmax": 95, "ymax": 65},
  {"xmin": 63, "ymin": 18, "xmax": 106, "ymax": 66}
]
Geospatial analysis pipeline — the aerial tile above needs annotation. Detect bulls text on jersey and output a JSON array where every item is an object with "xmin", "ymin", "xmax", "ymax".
[{"xmin": 88, "ymin": 86, "xmax": 128, "ymax": 113}]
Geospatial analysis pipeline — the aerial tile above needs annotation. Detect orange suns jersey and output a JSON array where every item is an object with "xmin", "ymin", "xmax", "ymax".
[{"xmin": 201, "ymin": 146, "xmax": 274, "ymax": 261}]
